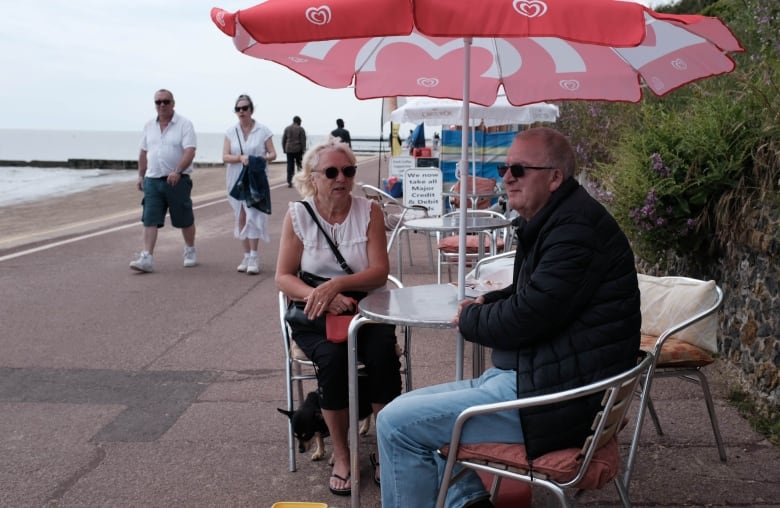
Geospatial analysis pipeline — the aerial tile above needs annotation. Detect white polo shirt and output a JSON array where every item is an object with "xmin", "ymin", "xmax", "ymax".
[{"xmin": 140, "ymin": 112, "xmax": 197, "ymax": 178}]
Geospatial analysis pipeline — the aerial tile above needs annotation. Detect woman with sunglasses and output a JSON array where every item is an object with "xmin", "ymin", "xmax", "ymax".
[
  {"xmin": 276, "ymin": 141, "xmax": 401, "ymax": 496},
  {"xmin": 222, "ymin": 94, "xmax": 276, "ymax": 274}
]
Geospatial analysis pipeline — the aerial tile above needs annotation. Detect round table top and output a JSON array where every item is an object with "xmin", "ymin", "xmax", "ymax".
[
  {"xmin": 359, "ymin": 284, "xmax": 460, "ymax": 329},
  {"xmin": 403, "ymin": 216, "xmax": 510, "ymax": 232}
]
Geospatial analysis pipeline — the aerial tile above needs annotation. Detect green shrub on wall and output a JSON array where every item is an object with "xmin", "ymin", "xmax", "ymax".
[{"xmin": 595, "ymin": 90, "xmax": 753, "ymax": 261}]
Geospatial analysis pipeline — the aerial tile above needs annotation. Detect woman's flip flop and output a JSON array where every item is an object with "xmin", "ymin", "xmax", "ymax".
[
  {"xmin": 369, "ymin": 452, "xmax": 381, "ymax": 486},
  {"xmin": 329, "ymin": 472, "xmax": 351, "ymax": 496}
]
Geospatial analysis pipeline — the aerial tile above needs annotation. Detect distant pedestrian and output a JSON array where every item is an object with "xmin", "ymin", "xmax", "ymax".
[
  {"xmin": 330, "ymin": 118, "xmax": 352, "ymax": 148},
  {"xmin": 130, "ymin": 89, "xmax": 197, "ymax": 273},
  {"xmin": 222, "ymin": 94, "xmax": 276, "ymax": 275},
  {"xmin": 282, "ymin": 115, "xmax": 306, "ymax": 188}
]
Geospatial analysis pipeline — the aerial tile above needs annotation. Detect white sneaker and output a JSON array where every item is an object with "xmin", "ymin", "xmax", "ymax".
[
  {"xmin": 237, "ymin": 253, "xmax": 250, "ymax": 272},
  {"xmin": 183, "ymin": 246, "xmax": 197, "ymax": 267},
  {"xmin": 246, "ymin": 254, "xmax": 260, "ymax": 275},
  {"xmin": 129, "ymin": 252, "xmax": 153, "ymax": 273}
]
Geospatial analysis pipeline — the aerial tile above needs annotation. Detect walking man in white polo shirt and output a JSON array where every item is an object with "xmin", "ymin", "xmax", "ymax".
[{"xmin": 130, "ymin": 89, "xmax": 198, "ymax": 273}]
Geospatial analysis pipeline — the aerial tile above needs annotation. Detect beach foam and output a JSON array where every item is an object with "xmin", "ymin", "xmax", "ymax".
[{"xmin": 0, "ymin": 167, "xmax": 137, "ymax": 207}]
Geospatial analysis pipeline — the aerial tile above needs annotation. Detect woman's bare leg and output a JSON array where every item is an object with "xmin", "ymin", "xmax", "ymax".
[{"xmin": 322, "ymin": 408, "xmax": 350, "ymax": 490}]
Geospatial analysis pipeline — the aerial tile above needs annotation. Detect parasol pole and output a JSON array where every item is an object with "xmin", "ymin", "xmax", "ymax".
[
  {"xmin": 378, "ymin": 98, "xmax": 386, "ymax": 187},
  {"xmin": 455, "ymin": 37, "xmax": 471, "ymax": 381}
]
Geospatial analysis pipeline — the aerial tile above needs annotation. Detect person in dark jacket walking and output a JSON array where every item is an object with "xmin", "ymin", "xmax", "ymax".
[
  {"xmin": 377, "ymin": 127, "xmax": 641, "ymax": 508},
  {"xmin": 282, "ymin": 115, "xmax": 306, "ymax": 187},
  {"xmin": 330, "ymin": 118, "xmax": 351, "ymax": 147}
]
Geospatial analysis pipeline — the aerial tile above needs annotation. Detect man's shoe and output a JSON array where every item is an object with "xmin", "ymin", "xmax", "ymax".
[
  {"xmin": 246, "ymin": 254, "xmax": 260, "ymax": 275},
  {"xmin": 183, "ymin": 246, "xmax": 197, "ymax": 267},
  {"xmin": 237, "ymin": 253, "xmax": 250, "ymax": 272},
  {"xmin": 129, "ymin": 252, "xmax": 153, "ymax": 273}
]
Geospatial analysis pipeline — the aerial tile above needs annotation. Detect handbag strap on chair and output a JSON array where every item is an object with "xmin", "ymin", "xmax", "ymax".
[{"xmin": 299, "ymin": 200, "xmax": 354, "ymax": 274}]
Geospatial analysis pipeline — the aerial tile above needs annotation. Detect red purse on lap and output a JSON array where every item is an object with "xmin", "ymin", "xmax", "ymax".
[{"xmin": 325, "ymin": 297, "xmax": 359, "ymax": 343}]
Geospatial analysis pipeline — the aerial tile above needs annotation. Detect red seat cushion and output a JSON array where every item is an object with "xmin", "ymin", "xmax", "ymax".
[
  {"xmin": 440, "ymin": 435, "xmax": 620, "ymax": 490},
  {"xmin": 438, "ymin": 235, "xmax": 504, "ymax": 254}
]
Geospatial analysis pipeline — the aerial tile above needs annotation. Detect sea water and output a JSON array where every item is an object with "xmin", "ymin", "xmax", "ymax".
[
  {"xmin": 0, "ymin": 129, "xmax": 386, "ymax": 206},
  {"xmin": 0, "ymin": 129, "xmax": 384, "ymax": 163}
]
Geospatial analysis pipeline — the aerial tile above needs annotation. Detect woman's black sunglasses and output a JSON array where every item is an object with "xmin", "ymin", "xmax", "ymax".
[
  {"xmin": 497, "ymin": 163, "xmax": 556, "ymax": 179},
  {"xmin": 315, "ymin": 165, "xmax": 357, "ymax": 179},
  {"xmin": 234, "ymin": 105, "xmax": 251, "ymax": 112}
]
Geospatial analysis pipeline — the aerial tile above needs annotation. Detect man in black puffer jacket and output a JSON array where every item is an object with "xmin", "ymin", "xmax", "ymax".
[{"xmin": 377, "ymin": 127, "xmax": 640, "ymax": 508}]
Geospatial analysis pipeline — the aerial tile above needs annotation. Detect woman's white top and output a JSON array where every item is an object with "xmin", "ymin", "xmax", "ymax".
[{"xmin": 289, "ymin": 196, "xmax": 372, "ymax": 279}]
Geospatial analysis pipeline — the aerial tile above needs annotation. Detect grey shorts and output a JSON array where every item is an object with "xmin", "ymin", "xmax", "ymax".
[{"xmin": 141, "ymin": 175, "xmax": 194, "ymax": 228}]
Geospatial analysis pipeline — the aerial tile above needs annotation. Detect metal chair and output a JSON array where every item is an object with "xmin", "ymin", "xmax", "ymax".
[
  {"xmin": 360, "ymin": 183, "xmax": 434, "ymax": 269},
  {"xmin": 624, "ymin": 275, "xmax": 726, "ymax": 490},
  {"xmin": 447, "ymin": 175, "xmax": 498, "ymax": 210},
  {"xmin": 436, "ymin": 209, "xmax": 512, "ymax": 283},
  {"xmin": 466, "ymin": 250, "xmax": 516, "ymax": 377},
  {"xmin": 436, "ymin": 353, "xmax": 654, "ymax": 508},
  {"xmin": 278, "ymin": 274, "xmax": 412, "ymax": 472}
]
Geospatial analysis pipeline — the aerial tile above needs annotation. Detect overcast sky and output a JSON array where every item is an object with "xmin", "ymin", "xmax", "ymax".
[{"xmin": 0, "ymin": 0, "xmax": 665, "ymax": 137}]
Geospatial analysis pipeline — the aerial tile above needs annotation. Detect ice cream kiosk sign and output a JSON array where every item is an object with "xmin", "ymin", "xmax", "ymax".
[{"xmin": 403, "ymin": 168, "xmax": 443, "ymax": 216}]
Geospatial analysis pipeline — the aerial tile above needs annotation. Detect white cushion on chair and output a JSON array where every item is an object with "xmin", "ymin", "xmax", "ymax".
[{"xmin": 638, "ymin": 275, "xmax": 719, "ymax": 353}]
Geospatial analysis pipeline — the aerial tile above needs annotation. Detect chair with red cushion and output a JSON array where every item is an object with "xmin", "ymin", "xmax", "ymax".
[
  {"xmin": 436, "ymin": 209, "xmax": 512, "ymax": 283},
  {"xmin": 449, "ymin": 175, "xmax": 498, "ymax": 210},
  {"xmin": 436, "ymin": 353, "xmax": 654, "ymax": 508},
  {"xmin": 361, "ymin": 183, "xmax": 434, "ymax": 270},
  {"xmin": 278, "ymin": 274, "xmax": 412, "ymax": 472}
]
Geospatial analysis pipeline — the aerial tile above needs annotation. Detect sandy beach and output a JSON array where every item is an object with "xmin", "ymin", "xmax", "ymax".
[{"xmin": 0, "ymin": 162, "xmax": 286, "ymax": 254}]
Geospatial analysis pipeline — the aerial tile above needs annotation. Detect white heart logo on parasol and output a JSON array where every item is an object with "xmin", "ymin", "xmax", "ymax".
[
  {"xmin": 305, "ymin": 6, "xmax": 332, "ymax": 25},
  {"xmin": 215, "ymin": 10, "xmax": 226, "ymax": 27},
  {"xmin": 513, "ymin": 0, "xmax": 548, "ymax": 18},
  {"xmin": 671, "ymin": 58, "xmax": 688, "ymax": 71},
  {"xmin": 417, "ymin": 77, "xmax": 440, "ymax": 88},
  {"xmin": 559, "ymin": 79, "xmax": 580, "ymax": 91}
]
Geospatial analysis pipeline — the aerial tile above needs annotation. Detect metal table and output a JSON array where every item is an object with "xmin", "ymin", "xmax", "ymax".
[
  {"xmin": 346, "ymin": 284, "xmax": 460, "ymax": 508},
  {"xmin": 396, "ymin": 216, "xmax": 511, "ymax": 282}
]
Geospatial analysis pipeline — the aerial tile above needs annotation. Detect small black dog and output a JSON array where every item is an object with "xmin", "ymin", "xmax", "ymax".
[{"xmin": 278, "ymin": 389, "xmax": 372, "ymax": 462}]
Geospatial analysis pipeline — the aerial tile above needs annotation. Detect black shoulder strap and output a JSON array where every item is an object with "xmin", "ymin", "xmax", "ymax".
[
  {"xmin": 299, "ymin": 200, "xmax": 354, "ymax": 274},
  {"xmin": 235, "ymin": 128, "xmax": 244, "ymax": 155}
]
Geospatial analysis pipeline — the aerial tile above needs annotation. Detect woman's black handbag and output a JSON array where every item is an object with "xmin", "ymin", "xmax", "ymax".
[{"xmin": 284, "ymin": 271, "xmax": 329, "ymax": 334}]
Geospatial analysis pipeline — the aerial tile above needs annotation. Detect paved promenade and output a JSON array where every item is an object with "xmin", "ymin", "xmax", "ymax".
[{"xmin": 0, "ymin": 159, "xmax": 778, "ymax": 507}]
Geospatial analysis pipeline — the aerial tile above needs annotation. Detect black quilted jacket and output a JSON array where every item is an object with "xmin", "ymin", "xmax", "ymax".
[{"xmin": 458, "ymin": 177, "xmax": 641, "ymax": 460}]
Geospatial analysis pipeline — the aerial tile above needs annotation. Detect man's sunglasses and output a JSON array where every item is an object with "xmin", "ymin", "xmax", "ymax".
[
  {"xmin": 154, "ymin": 99, "xmax": 172, "ymax": 105},
  {"xmin": 315, "ymin": 165, "xmax": 357, "ymax": 179},
  {"xmin": 497, "ymin": 163, "xmax": 556, "ymax": 179},
  {"xmin": 234, "ymin": 105, "xmax": 251, "ymax": 112}
]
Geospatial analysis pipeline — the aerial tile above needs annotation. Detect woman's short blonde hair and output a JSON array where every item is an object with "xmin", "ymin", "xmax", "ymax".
[{"xmin": 293, "ymin": 140, "xmax": 357, "ymax": 197}]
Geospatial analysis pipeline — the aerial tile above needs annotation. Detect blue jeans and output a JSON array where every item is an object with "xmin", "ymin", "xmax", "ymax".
[{"xmin": 377, "ymin": 368, "xmax": 524, "ymax": 508}]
